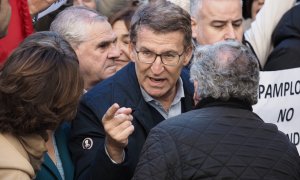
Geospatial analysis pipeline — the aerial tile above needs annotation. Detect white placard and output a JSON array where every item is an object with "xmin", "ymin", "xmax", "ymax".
[{"xmin": 253, "ymin": 68, "xmax": 300, "ymax": 152}]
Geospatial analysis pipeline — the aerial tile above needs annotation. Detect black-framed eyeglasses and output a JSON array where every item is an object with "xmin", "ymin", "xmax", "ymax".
[{"xmin": 134, "ymin": 47, "xmax": 185, "ymax": 66}]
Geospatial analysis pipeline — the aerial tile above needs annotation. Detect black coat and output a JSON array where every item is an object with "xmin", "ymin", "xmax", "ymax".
[
  {"xmin": 133, "ymin": 99, "xmax": 300, "ymax": 179},
  {"xmin": 69, "ymin": 62, "xmax": 194, "ymax": 180},
  {"xmin": 264, "ymin": 5, "xmax": 300, "ymax": 71}
]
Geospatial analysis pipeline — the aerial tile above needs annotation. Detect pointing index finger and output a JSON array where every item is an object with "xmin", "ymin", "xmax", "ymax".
[{"xmin": 102, "ymin": 103, "xmax": 120, "ymax": 122}]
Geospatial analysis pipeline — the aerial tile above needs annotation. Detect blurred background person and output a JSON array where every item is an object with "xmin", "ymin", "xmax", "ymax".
[
  {"xmin": 0, "ymin": 0, "xmax": 11, "ymax": 38},
  {"xmin": 73, "ymin": 0, "xmax": 96, "ymax": 9},
  {"xmin": 243, "ymin": 0, "xmax": 265, "ymax": 30},
  {"xmin": 0, "ymin": 0, "xmax": 12, "ymax": 63},
  {"xmin": 34, "ymin": 0, "xmax": 73, "ymax": 31},
  {"xmin": 190, "ymin": 0, "xmax": 295, "ymax": 69},
  {"xmin": 97, "ymin": 0, "xmax": 142, "ymax": 18},
  {"xmin": 264, "ymin": 4, "xmax": 300, "ymax": 70},
  {"xmin": 50, "ymin": 6, "xmax": 121, "ymax": 91},
  {"xmin": 109, "ymin": 6, "xmax": 136, "ymax": 71},
  {"xmin": 0, "ymin": 0, "xmax": 58, "ymax": 65},
  {"xmin": 34, "ymin": 0, "xmax": 143, "ymax": 32},
  {"xmin": 0, "ymin": 31, "xmax": 83, "ymax": 179}
]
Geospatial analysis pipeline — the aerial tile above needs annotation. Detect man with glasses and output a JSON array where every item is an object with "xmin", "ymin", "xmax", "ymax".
[{"xmin": 69, "ymin": 1, "xmax": 194, "ymax": 180}]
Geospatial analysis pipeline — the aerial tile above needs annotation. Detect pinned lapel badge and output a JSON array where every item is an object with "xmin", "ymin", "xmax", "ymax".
[{"xmin": 82, "ymin": 137, "xmax": 93, "ymax": 150}]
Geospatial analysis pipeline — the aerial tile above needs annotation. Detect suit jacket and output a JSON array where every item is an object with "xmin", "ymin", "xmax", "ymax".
[
  {"xmin": 69, "ymin": 62, "xmax": 194, "ymax": 180},
  {"xmin": 35, "ymin": 123, "xmax": 74, "ymax": 180},
  {"xmin": 133, "ymin": 99, "xmax": 300, "ymax": 179}
]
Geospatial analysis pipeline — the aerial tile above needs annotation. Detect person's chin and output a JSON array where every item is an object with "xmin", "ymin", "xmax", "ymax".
[
  {"xmin": 116, "ymin": 59, "xmax": 129, "ymax": 64},
  {"xmin": 116, "ymin": 61, "xmax": 130, "ymax": 70},
  {"xmin": 106, "ymin": 65, "xmax": 117, "ymax": 74}
]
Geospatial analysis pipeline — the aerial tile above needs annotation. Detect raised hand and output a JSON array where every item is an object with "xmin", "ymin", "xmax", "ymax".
[{"xmin": 102, "ymin": 103, "xmax": 134, "ymax": 163}]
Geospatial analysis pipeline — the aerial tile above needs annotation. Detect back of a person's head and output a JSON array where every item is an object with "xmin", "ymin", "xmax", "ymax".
[
  {"xmin": 190, "ymin": 40, "xmax": 259, "ymax": 105},
  {"xmin": 0, "ymin": 31, "xmax": 83, "ymax": 137},
  {"xmin": 130, "ymin": 0, "xmax": 192, "ymax": 49},
  {"xmin": 50, "ymin": 6, "xmax": 107, "ymax": 48}
]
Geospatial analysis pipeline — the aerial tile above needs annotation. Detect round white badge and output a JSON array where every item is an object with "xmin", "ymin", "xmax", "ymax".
[{"xmin": 82, "ymin": 137, "xmax": 93, "ymax": 150}]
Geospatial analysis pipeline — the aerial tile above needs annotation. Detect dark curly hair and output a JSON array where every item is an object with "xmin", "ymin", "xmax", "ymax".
[{"xmin": 0, "ymin": 31, "xmax": 84, "ymax": 136}]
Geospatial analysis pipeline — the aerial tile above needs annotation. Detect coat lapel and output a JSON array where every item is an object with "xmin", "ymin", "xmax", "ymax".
[
  {"xmin": 55, "ymin": 124, "xmax": 74, "ymax": 180},
  {"xmin": 42, "ymin": 154, "xmax": 62, "ymax": 180},
  {"xmin": 133, "ymin": 99, "xmax": 164, "ymax": 135}
]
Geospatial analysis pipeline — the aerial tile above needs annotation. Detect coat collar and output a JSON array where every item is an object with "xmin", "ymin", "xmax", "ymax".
[
  {"xmin": 39, "ymin": 124, "xmax": 74, "ymax": 180},
  {"xmin": 195, "ymin": 97, "xmax": 253, "ymax": 111}
]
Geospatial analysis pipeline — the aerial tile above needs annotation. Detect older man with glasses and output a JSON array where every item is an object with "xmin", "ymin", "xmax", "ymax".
[{"xmin": 69, "ymin": 1, "xmax": 194, "ymax": 180}]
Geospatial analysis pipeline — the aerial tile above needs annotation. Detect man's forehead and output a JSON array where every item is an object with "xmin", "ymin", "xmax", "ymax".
[
  {"xmin": 84, "ymin": 21, "xmax": 116, "ymax": 41},
  {"xmin": 200, "ymin": 0, "xmax": 242, "ymax": 20},
  {"xmin": 135, "ymin": 27, "xmax": 185, "ymax": 52}
]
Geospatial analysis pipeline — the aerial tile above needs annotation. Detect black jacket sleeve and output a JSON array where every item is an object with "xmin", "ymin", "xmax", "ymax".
[{"xmin": 69, "ymin": 95, "xmax": 134, "ymax": 180}]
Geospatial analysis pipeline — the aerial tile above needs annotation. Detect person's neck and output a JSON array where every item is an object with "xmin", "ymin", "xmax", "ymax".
[{"xmin": 157, "ymin": 88, "xmax": 177, "ymax": 112}]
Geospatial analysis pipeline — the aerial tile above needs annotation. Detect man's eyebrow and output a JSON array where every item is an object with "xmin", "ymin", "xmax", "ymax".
[
  {"xmin": 233, "ymin": 19, "xmax": 243, "ymax": 23},
  {"xmin": 211, "ymin": 20, "xmax": 227, "ymax": 24},
  {"xmin": 138, "ymin": 47, "xmax": 152, "ymax": 51},
  {"xmin": 96, "ymin": 37, "xmax": 117, "ymax": 48},
  {"xmin": 121, "ymin": 34, "xmax": 129, "ymax": 38},
  {"xmin": 138, "ymin": 47, "xmax": 179, "ymax": 54}
]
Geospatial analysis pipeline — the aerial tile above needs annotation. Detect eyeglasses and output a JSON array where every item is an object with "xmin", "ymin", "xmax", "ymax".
[{"xmin": 134, "ymin": 47, "xmax": 185, "ymax": 66}]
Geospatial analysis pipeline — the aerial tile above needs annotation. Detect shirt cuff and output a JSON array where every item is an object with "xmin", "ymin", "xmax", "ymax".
[{"xmin": 104, "ymin": 144, "xmax": 125, "ymax": 164}]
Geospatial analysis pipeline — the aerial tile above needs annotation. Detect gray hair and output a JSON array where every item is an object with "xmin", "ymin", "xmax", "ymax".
[
  {"xmin": 190, "ymin": 0, "xmax": 202, "ymax": 17},
  {"xmin": 130, "ymin": 0, "xmax": 192, "ymax": 49},
  {"xmin": 190, "ymin": 40, "xmax": 259, "ymax": 105},
  {"xmin": 168, "ymin": 0, "xmax": 190, "ymax": 13},
  {"xmin": 50, "ymin": 6, "xmax": 107, "ymax": 48},
  {"xmin": 190, "ymin": 0, "xmax": 243, "ymax": 17}
]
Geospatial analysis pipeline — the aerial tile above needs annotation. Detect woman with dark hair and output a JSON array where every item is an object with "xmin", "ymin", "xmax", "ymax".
[
  {"xmin": 0, "ymin": 31, "xmax": 83, "ymax": 179},
  {"xmin": 109, "ymin": 6, "xmax": 136, "ymax": 71}
]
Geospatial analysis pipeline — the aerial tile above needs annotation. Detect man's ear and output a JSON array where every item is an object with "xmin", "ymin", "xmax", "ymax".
[
  {"xmin": 129, "ymin": 43, "xmax": 136, "ymax": 62},
  {"xmin": 193, "ymin": 80, "xmax": 200, "ymax": 105},
  {"xmin": 182, "ymin": 46, "xmax": 193, "ymax": 66},
  {"xmin": 191, "ymin": 17, "xmax": 198, "ymax": 39}
]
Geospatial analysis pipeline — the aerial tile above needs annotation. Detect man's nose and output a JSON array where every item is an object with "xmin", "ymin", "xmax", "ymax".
[
  {"xmin": 108, "ymin": 44, "xmax": 121, "ymax": 59},
  {"xmin": 224, "ymin": 24, "xmax": 237, "ymax": 40},
  {"xmin": 151, "ymin": 55, "xmax": 164, "ymax": 74}
]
